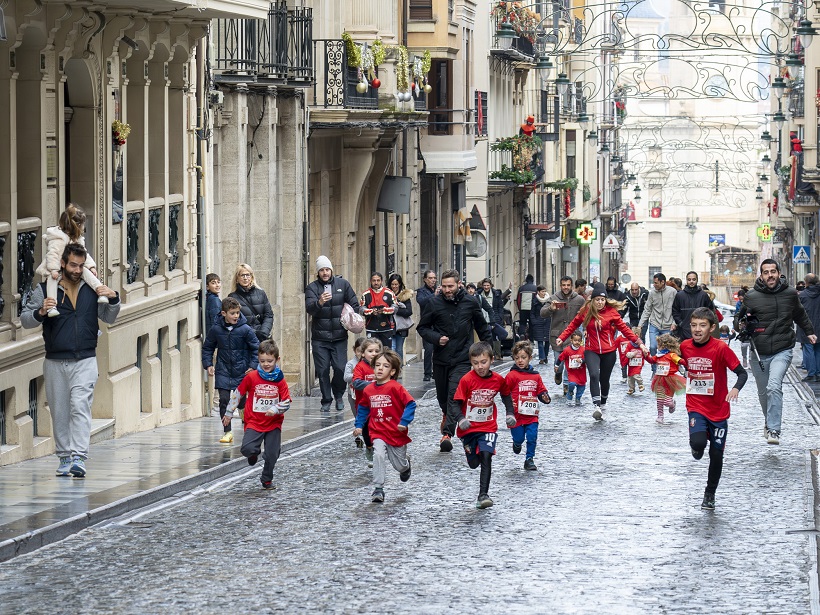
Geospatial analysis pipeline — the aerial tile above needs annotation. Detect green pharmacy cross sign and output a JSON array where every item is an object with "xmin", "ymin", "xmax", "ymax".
[
  {"xmin": 576, "ymin": 223, "xmax": 597, "ymax": 244},
  {"xmin": 757, "ymin": 223, "xmax": 772, "ymax": 242}
]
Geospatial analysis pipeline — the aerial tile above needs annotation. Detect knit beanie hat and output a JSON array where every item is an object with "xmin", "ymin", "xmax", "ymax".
[
  {"xmin": 591, "ymin": 282, "xmax": 607, "ymax": 298},
  {"xmin": 316, "ymin": 255, "xmax": 333, "ymax": 273}
]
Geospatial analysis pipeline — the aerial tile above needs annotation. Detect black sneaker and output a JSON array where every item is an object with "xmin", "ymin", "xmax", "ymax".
[
  {"xmin": 476, "ymin": 493, "xmax": 494, "ymax": 509},
  {"xmin": 691, "ymin": 447, "xmax": 704, "ymax": 460},
  {"xmin": 248, "ymin": 454, "xmax": 259, "ymax": 466},
  {"xmin": 261, "ymin": 480, "xmax": 274, "ymax": 490},
  {"xmin": 423, "ymin": 375, "xmax": 432, "ymax": 382},
  {"xmin": 554, "ymin": 371, "xmax": 562, "ymax": 385},
  {"xmin": 701, "ymin": 491, "xmax": 715, "ymax": 510},
  {"xmin": 512, "ymin": 442, "xmax": 522, "ymax": 455},
  {"xmin": 372, "ymin": 488, "xmax": 385, "ymax": 503},
  {"xmin": 524, "ymin": 458, "xmax": 537, "ymax": 471},
  {"xmin": 400, "ymin": 458, "xmax": 411, "ymax": 482}
]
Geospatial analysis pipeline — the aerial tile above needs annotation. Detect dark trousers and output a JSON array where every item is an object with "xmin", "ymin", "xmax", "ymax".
[
  {"xmin": 218, "ymin": 388, "xmax": 245, "ymax": 433},
  {"xmin": 519, "ymin": 310, "xmax": 531, "ymax": 338},
  {"xmin": 369, "ymin": 331, "xmax": 393, "ymax": 349},
  {"xmin": 423, "ymin": 340, "xmax": 434, "ymax": 377},
  {"xmin": 311, "ymin": 339, "xmax": 348, "ymax": 404},
  {"xmin": 433, "ymin": 362, "xmax": 471, "ymax": 437},
  {"xmin": 240, "ymin": 428, "xmax": 282, "ymax": 483},
  {"xmin": 584, "ymin": 351, "xmax": 618, "ymax": 406}
]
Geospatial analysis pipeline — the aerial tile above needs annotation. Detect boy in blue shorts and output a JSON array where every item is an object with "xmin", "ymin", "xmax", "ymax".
[
  {"xmin": 454, "ymin": 341, "xmax": 514, "ymax": 509},
  {"xmin": 680, "ymin": 307, "xmax": 747, "ymax": 510}
]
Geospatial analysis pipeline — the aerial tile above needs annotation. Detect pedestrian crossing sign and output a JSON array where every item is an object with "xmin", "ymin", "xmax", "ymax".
[{"xmin": 793, "ymin": 245, "xmax": 811, "ymax": 264}]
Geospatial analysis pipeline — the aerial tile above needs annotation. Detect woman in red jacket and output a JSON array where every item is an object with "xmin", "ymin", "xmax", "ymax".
[{"xmin": 556, "ymin": 283, "xmax": 648, "ymax": 420}]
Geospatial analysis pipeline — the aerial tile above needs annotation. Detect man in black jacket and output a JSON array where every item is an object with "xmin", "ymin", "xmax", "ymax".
[
  {"xmin": 625, "ymin": 282, "xmax": 649, "ymax": 339},
  {"xmin": 672, "ymin": 271, "xmax": 715, "ymax": 340},
  {"xmin": 605, "ymin": 277, "xmax": 628, "ymax": 317},
  {"xmin": 798, "ymin": 274, "xmax": 820, "ymax": 382},
  {"xmin": 480, "ymin": 278, "xmax": 511, "ymax": 358},
  {"xmin": 416, "ymin": 270, "xmax": 438, "ymax": 381},
  {"xmin": 515, "ymin": 274, "xmax": 537, "ymax": 339},
  {"xmin": 735, "ymin": 259, "xmax": 816, "ymax": 445},
  {"xmin": 21, "ymin": 244, "xmax": 121, "ymax": 478},
  {"xmin": 305, "ymin": 255, "xmax": 359, "ymax": 412},
  {"xmin": 418, "ymin": 269, "xmax": 492, "ymax": 452}
]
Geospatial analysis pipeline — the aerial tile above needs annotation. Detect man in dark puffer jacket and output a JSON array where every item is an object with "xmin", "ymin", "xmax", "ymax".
[
  {"xmin": 305, "ymin": 255, "xmax": 359, "ymax": 411},
  {"xmin": 735, "ymin": 259, "xmax": 815, "ymax": 445},
  {"xmin": 672, "ymin": 271, "xmax": 715, "ymax": 340}
]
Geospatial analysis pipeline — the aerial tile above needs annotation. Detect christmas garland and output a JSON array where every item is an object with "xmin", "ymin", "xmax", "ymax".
[
  {"xmin": 544, "ymin": 177, "xmax": 579, "ymax": 192},
  {"xmin": 396, "ymin": 44, "xmax": 409, "ymax": 91}
]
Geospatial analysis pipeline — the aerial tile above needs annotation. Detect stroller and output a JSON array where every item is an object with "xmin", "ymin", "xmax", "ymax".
[{"xmin": 498, "ymin": 309, "xmax": 523, "ymax": 357}]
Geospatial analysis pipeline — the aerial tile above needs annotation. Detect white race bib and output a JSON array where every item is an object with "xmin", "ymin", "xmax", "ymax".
[
  {"xmin": 465, "ymin": 403, "xmax": 493, "ymax": 422},
  {"xmin": 655, "ymin": 363, "xmax": 670, "ymax": 376},
  {"xmin": 253, "ymin": 394, "xmax": 279, "ymax": 413},
  {"xmin": 629, "ymin": 356, "xmax": 643, "ymax": 367},
  {"xmin": 569, "ymin": 357, "xmax": 583, "ymax": 369},
  {"xmin": 687, "ymin": 373, "xmax": 715, "ymax": 396},
  {"xmin": 518, "ymin": 398, "xmax": 539, "ymax": 416}
]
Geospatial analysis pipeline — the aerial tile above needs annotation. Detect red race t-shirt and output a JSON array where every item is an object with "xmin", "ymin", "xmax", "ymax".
[
  {"xmin": 680, "ymin": 337, "xmax": 740, "ymax": 422},
  {"xmin": 558, "ymin": 345, "xmax": 587, "ymax": 385},
  {"xmin": 624, "ymin": 345, "xmax": 645, "ymax": 376},
  {"xmin": 454, "ymin": 370, "xmax": 510, "ymax": 437},
  {"xmin": 360, "ymin": 380, "xmax": 414, "ymax": 447},
  {"xmin": 353, "ymin": 359, "xmax": 376, "ymax": 409},
  {"xmin": 236, "ymin": 371, "xmax": 291, "ymax": 432},
  {"xmin": 505, "ymin": 368, "xmax": 547, "ymax": 426},
  {"xmin": 617, "ymin": 338, "xmax": 632, "ymax": 368}
]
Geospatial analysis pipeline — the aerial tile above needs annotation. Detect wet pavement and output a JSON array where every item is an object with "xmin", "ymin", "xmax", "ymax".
[{"xmin": 0, "ymin": 348, "xmax": 818, "ymax": 613}]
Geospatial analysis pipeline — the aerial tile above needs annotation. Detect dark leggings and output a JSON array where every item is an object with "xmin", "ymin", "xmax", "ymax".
[
  {"xmin": 466, "ymin": 450, "xmax": 493, "ymax": 496},
  {"xmin": 584, "ymin": 351, "xmax": 618, "ymax": 406},
  {"xmin": 690, "ymin": 431, "xmax": 724, "ymax": 494}
]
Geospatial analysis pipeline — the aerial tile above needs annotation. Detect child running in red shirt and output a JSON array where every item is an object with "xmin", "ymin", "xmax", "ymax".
[
  {"xmin": 454, "ymin": 341, "xmax": 514, "ymax": 509},
  {"xmin": 624, "ymin": 326, "xmax": 646, "ymax": 396},
  {"xmin": 222, "ymin": 339, "xmax": 291, "ymax": 489},
  {"xmin": 647, "ymin": 333, "xmax": 687, "ymax": 424},
  {"xmin": 352, "ymin": 338, "xmax": 383, "ymax": 467},
  {"xmin": 505, "ymin": 341, "xmax": 551, "ymax": 471},
  {"xmin": 558, "ymin": 332, "xmax": 587, "ymax": 405},
  {"xmin": 353, "ymin": 349, "xmax": 415, "ymax": 503},
  {"xmin": 679, "ymin": 307, "xmax": 747, "ymax": 510}
]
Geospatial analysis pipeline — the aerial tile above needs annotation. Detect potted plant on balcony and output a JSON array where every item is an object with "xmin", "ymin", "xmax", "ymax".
[
  {"xmin": 489, "ymin": 134, "xmax": 543, "ymax": 184},
  {"xmin": 112, "ymin": 120, "xmax": 130, "ymax": 151},
  {"xmin": 490, "ymin": 2, "xmax": 539, "ymax": 43}
]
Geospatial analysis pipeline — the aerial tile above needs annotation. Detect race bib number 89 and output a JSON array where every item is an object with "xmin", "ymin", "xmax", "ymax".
[{"xmin": 466, "ymin": 404, "xmax": 493, "ymax": 422}]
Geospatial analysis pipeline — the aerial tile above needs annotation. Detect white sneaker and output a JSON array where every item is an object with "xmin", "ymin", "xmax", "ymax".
[
  {"xmin": 767, "ymin": 430, "xmax": 780, "ymax": 445},
  {"xmin": 97, "ymin": 295, "xmax": 109, "ymax": 304},
  {"xmin": 656, "ymin": 414, "xmax": 664, "ymax": 424}
]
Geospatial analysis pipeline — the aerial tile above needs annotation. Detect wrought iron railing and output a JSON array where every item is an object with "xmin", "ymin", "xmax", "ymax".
[
  {"xmin": 211, "ymin": 2, "xmax": 313, "ymax": 84},
  {"xmin": 311, "ymin": 39, "xmax": 378, "ymax": 109},
  {"xmin": 788, "ymin": 79, "xmax": 804, "ymax": 119},
  {"xmin": 148, "ymin": 208, "xmax": 161, "ymax": 278},
  {"xmin": 126, "ymin": 212, "xmax": 141, "ymax": 285},
  {"xmin": 17, "ymin": 230, "xmax": 36, "ymax": 316},
  {"xmin": 490, "ymin": 11, "xmax": 536, "ymax": 57},
  {"xmin": 169, "ymin": 204, "xmax": 180, "ymax": 271}
]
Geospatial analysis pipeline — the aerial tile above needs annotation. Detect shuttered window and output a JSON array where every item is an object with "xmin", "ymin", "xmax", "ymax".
[{"xmin": 409, "ymin": 0, "xmax": 433, "ymax": 20}]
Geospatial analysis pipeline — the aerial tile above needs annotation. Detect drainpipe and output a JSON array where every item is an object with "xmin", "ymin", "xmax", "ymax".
[{"xmin": 196, "ymin": 36, "xmax": 211, "ymax": 413}]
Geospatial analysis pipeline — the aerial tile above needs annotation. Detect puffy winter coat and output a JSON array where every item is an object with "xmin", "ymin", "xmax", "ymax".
[
  {"xmin": 305, "ymin": 275, "xmax": 358, "ymax": 343},
  {"xmin": 36, "ymin": 226, "xmax": 97, "ymax": 277},
  {"xmin": 737, "ymin": 277, "xmax": 813, "ymax": 355},
  {"xmin": 202, "ymin": 312, "xmax": 260, "ymax": 390},
  {"xmin": 543, "ymin": 290, "xmax": 586, "ymax": 351},
  {"xmin": 672, "ymin": 285, "xmax": 715, "ymax": 340},
  {"xmin": 558, "ymin": 304, "xmax": 641, "ymax": 354},
  {"xmin": 394, "ymin": 288, "xmax": 414, "ymax": 337},
  {"xmin": 205, "ymin": 291, "xmax": 221, "ymax": 336},
  {"xmin": 516, "ymin": 283, "xmax": 537, "ymax": 312},
  {"xmin": 529, "ymin": 295, "xmax": 551, "ymax": 342},
  {"xmin": 624, "ymin": 288, "xmax": 649, "ymax": 326},
  {"xmin": 798, "ymin": 284, "xmax": 820, "ymax": 344},
  {"xmin": 417, "ymin": 287, "xmax": 492, "ymax": 366},
  {"xmin": 229, "ymin": 285, "xmax": 274, "ymax": 342},
  {"xmin": 606, "ymin": 287, "xmax": 628, "ymax": 316}
]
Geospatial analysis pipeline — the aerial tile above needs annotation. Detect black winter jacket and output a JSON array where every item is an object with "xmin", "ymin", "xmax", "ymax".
[
  {"xmin": 417, "ymin": 288, "xmax": 492, "ymax": 366},
  {"xmin": 202, "ymin": 312, "xmax": 260, "ymax": 390},
  {"xmin": 305, "ymin": 275, "xmax": 358, "ymax": 343},
  {"xmin": 606, "ymin": 288, "xmax": 628, "ymax": 316},
  {"xmin": 529, "ymin": 295, "xmax": 551, "ymax": 342},
  {"xmin": 480, "ymin": 287, "xmax": 511, "ymax": 325},
  {"xmin": 624, "ymin": 288, "xmax": 648, "ymax": 326},
  {"xmin": 735, "ymin": 277, "xmax": 814, "ymax": 355},
  {"xmin": 229, "ymin": 285, "xmax": 274, "ymax": 342},
  {"xmin": 416, "ymin": 284, "xmax": 436, "ymax": 316},
  {"xmin": 798, "ymin": 284, "xmax": 820, "ymax": 344},
  {"xmin": 672, "ymin": 286, "xmax": 715, "ymax": 340}
]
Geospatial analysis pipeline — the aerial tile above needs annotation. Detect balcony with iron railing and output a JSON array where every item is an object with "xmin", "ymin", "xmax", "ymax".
[
  {"xmin": 788, "ymin": 78, "xmax": 804, "ymax": 119},
  {"xmin": 489, "ymin": 4, "xmax": 537, "ymax": 60},
  {"xmin": 211, "ymin": 2, "xmax": 313, "ymax": 85},
  {"xmin": 489, "ymin": 134, "xmax": 544, "ymax": 188}
]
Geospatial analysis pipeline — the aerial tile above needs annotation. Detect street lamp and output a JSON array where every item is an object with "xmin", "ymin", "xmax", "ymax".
[
  {"xmin": 760, "ymin": 173, "xmax": 769, "ymax": 185},
  {"xmin": 555, "ymin": 73, "xmax": 571, "ymax": 98},
  {"xmin": 785, "ymin": 52, "xmax": 803, "ymax": 68},
  {"xmin": 755, "ymin": 185, "xmax": 764, "ymax": 200},
  {"xmin": 771, "ymin": 77, "xmax": 787, "ymax": 100},
  {"xmin": 578, "ymin": 113, "xmax": 590, "ymax": 130},
  {"xmin": 599, "ymin": 142, "xmax": 610, "ymax": 154},
  {"xmin": 795, "ymin": 18, "xmax": 818, "ymax": 49},
  {"xmin": 762, "ymin": 153, "xmax": 772, "ymax": 167},
  {"xmin": 633, "ymin": 185, "xmax": 641, "ymax": 201},
  {"xmin": 496, "ymin": 21, "xmax": 517, "ymax": 51},
  {"xmin": 587, "ymin": 130, "xmax": 598, "ymax": 144},
  {"xmin": 761, "ymin": 130, "xmax": 773, "ymax": 144},
  {"xmin": 534, "ymin": 54, "xmax": 554, "ymax": 81},
  {"xmin": 772, "ymin": 110, "xmax": 787, "ymax": 130}
]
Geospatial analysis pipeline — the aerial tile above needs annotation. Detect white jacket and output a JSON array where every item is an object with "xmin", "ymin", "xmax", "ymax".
[{"xmin": 35, "ymin": 226, "xmax": 96, "ymax": 277}]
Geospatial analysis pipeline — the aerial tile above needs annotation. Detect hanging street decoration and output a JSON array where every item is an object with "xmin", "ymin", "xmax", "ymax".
[{"xmin": 576, "ymin": 223, "xmax": 597, "ymax": 245}]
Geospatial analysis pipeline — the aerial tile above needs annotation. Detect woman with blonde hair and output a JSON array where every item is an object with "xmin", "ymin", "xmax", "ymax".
[
  {"xmin": 228, "ymin": 263, "xmax": 274, "ymax": 342},
  {"xmin": 556, "ymin": 283, "xmax": 648, "ymax": 420}
]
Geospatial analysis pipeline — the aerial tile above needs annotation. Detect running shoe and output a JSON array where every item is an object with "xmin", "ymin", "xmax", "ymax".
[
  {"xmin": 701, "ymin": 491, "xmax": 715, "ymax": 510},
  {"xmin": 56, "ymin": 457, "xmax": 72, "ymax": 477},
  {"xmin": 69, "ymin": 456, "xmax": 86, "ymax": 478},
  {"xmin": 476, "ymin": 493, "xmax": 494, "ymax": 509},
  {"xmin": 400, "ymin": 458, "xmax": 411, "ymax": 482},
  {"xmin": 372, "ymin": 488, "xmax": 385, "ymax": 503},
  {"xmin": 767, "ymin": 430, "xmax": 780, "ymax": 445},
  {"xmin": 512, "ymin": 442, "xmax": 522, "ymax": 455},
  {"xmin": 219, "ymin": 431, "xmax": 233, "ymax": 443},
  {"xmin": 523, "ymin": 458, "xmax": 537, "ymax": 471}
]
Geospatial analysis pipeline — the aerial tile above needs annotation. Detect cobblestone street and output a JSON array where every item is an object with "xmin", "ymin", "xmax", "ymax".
[{"xmin": 1, "ymin": 356, "xmax": 817, "ymax": 613}]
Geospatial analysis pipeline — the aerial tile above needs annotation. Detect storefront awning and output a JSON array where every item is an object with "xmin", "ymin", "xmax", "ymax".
[{"xmin": 420, "ymin": 149, "xmax": 477, "ymax": 174}]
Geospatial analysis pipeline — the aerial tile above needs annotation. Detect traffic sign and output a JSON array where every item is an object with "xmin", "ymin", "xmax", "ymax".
[
  {"xmin": 793, "ymin": 245, "xmax": 811, "ymax": 264},
  {"xmin": 602, "ymin": 233, "xmax": 620, "ymax": 250}
]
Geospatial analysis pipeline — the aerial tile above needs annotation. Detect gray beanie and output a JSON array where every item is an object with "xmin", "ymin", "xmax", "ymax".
[{"xmin": 316, "ymin": 255, "xmax": 333, "ymax": 273}]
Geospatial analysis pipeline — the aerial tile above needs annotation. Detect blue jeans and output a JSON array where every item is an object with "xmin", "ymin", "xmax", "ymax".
[
  {"xmin": 750, "ymin": 348, "xmax": 792, "ymax": 433},
  {"xmin": 510, "ymin": 422, "xmax": 538, "ymax": 459},
  {"xmin": 803, "ymin": 342, "xmax": 820, "ymax": 377},
  {"xmin": 567, "ymin": 382, "xmax": 585, "ymax": 401},
  {"xmin": 392, "ymin": 335, "xmax": 406, "ymax": 363},
  {"xmin": 537, "ymin": 340, "xmax": 549, "ymax": 362},
  {"xmin": 648, "ymin": 324, "xmax": 671, "ymax": 372}
]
